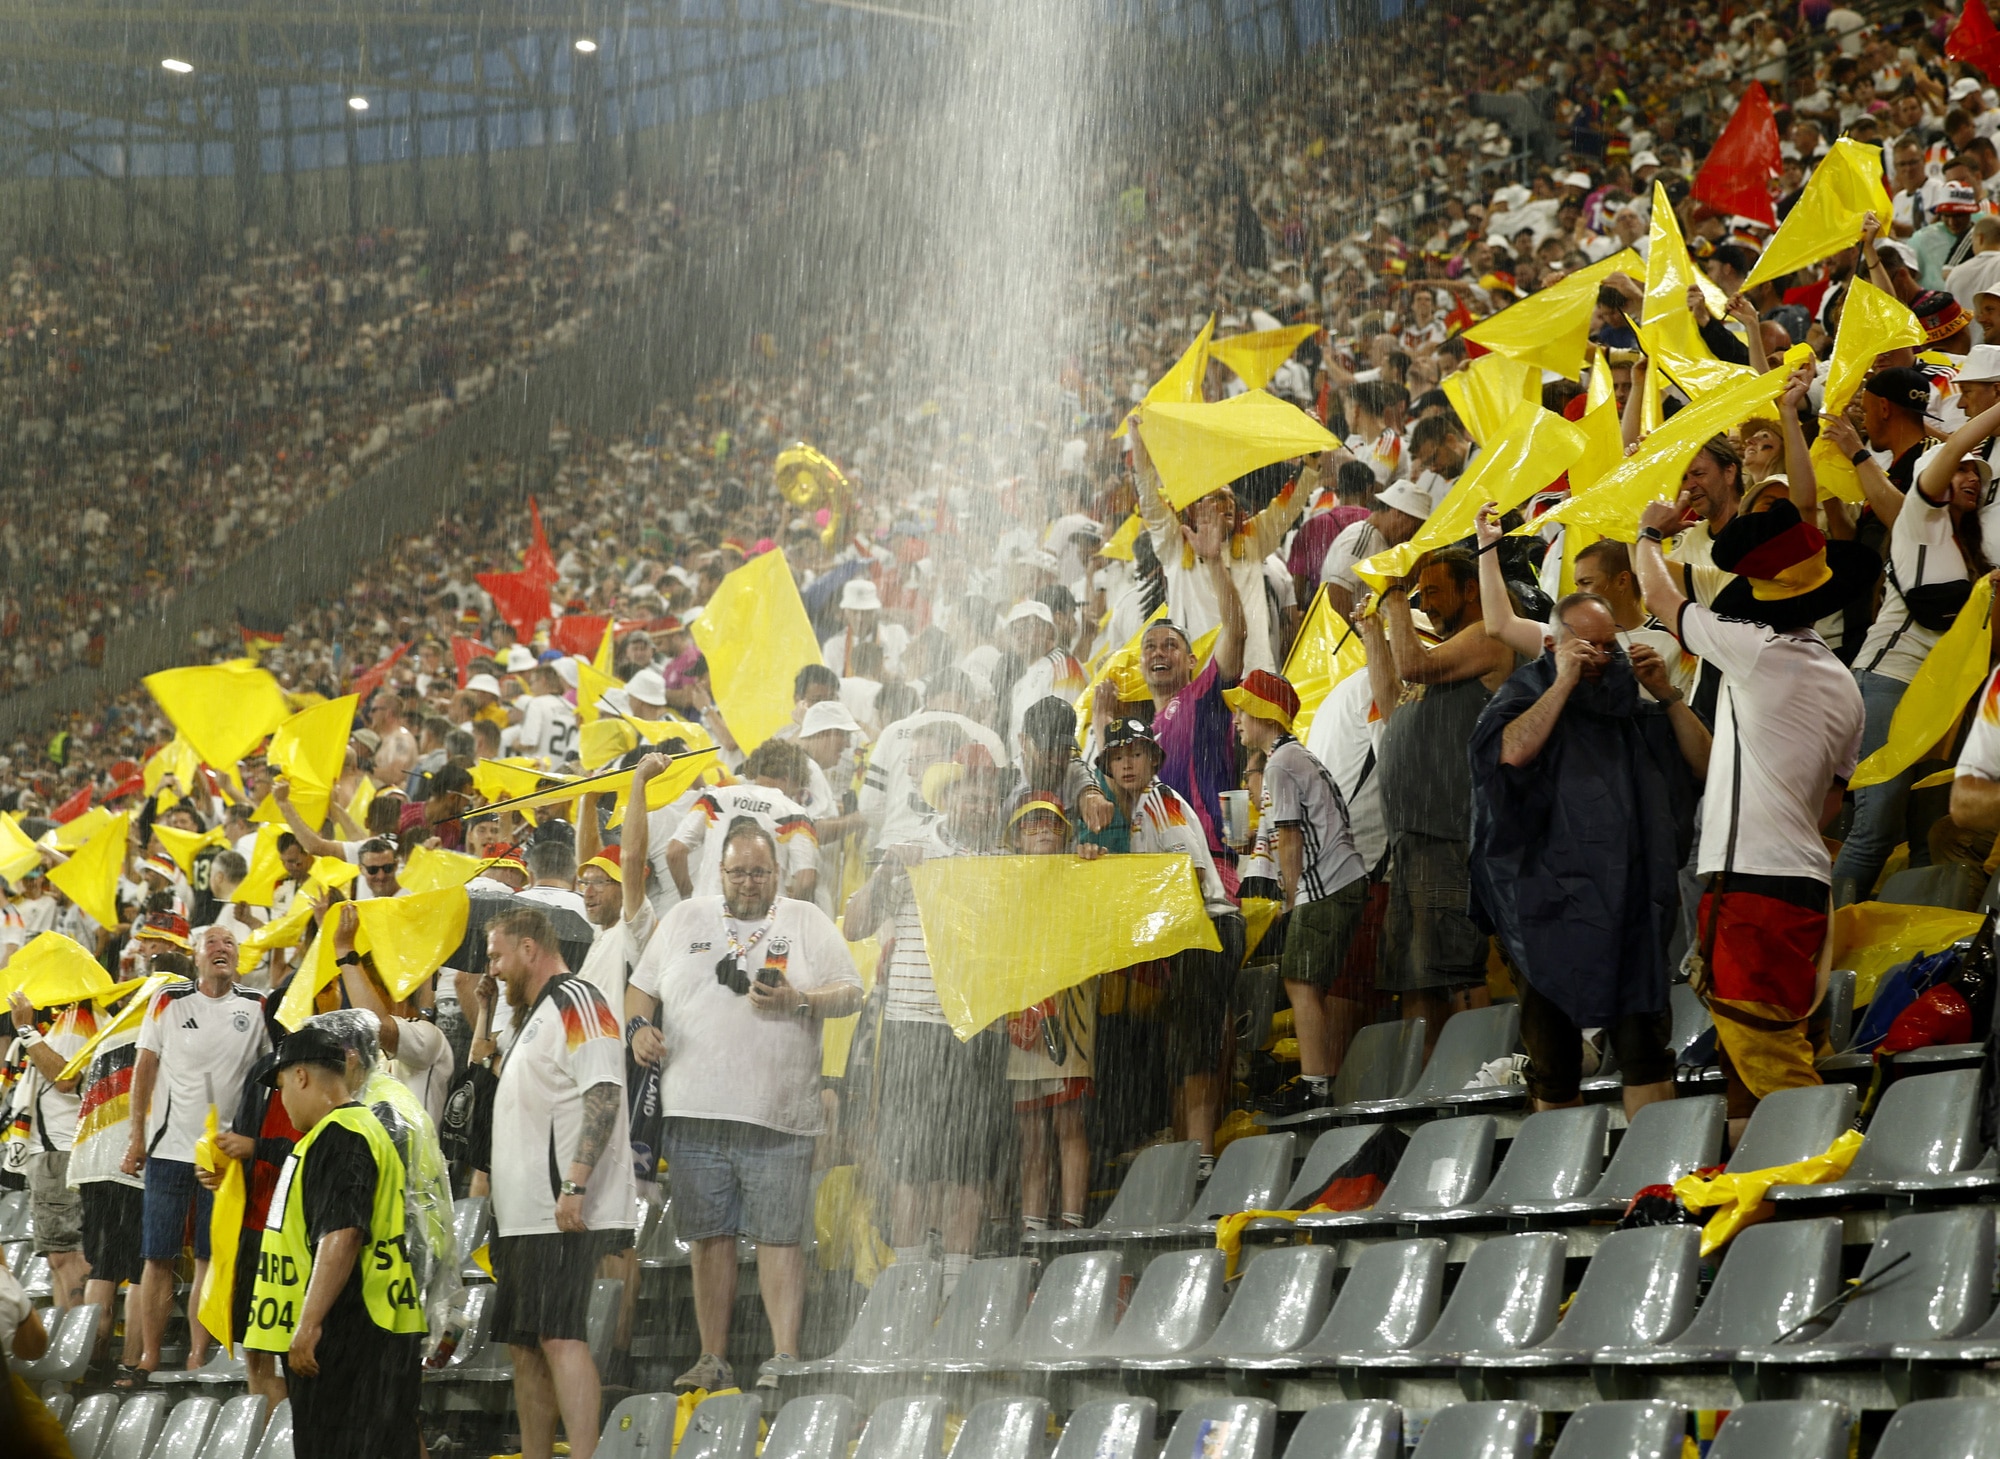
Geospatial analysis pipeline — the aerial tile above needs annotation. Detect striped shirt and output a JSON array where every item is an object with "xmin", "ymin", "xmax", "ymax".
[{"xmin": 1251, "ymin": 737, "xmax": 1366, "ymax": 909}]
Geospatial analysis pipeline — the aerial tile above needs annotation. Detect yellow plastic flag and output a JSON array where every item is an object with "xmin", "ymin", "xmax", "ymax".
[
  {"xmin": 822, "ymin": 933, "xmax": 880, "ymax": 1078},
  {"xmin": 1207, "ymin": 324, "xmax": 1321, "ymax": 391},
  {"xmin": 346, "ymin": 774, "xmax": 376, "ymax": 826},
  {"xmin": 1745, "ymin": 138, "xmax": 1894, "ymax": 289},
  {"xmin": 48, "ymin": 813, "xmax": 129, "ymax": 931},
  {"xmin": 578, "ymin": 712, "xmax": 714, "ymax": 771},
  {"xmin": 252, "ymin": 696, "xmax": 358, "ymax": 829},
  {"xmin": 151, "ymin": 822, "xmax": 228, "ymax": 878},
  {"xmin": 2, "ymin": 932, "xmax": 113, "ymax": 1007},
  {"xmin": 1098, "ymin": 513, "xmax": 1144, "ymax": 562},
  {"xmin": 908, "ymin": 854, "xmax": 1223, "ymax": 1040},
  {"xmin": 1357, "ymin": 402, "xmax": 1589, "ymax": 589},
  {"xmin": 1136, "ymin": 391, "xmax": 1339, "ymax": 511},
  {"xmin": 1283, "ymin": 588, "xmax": 1368, "ymax": 742},
  {"xmin": 1120, "ymin": 316, "xmax": 1216, "ymax": 434},
  {"xmin": 303, "ymin": 857, "xmax": 360, "ymax": 897},
  {"xmin": 276, "ymin": 886, "xmax": 472, "ymax": 1029},
  {"xmin": 1566, "ymin": 397, "xmax": 1627, "ymax": 497},
  {"xmin": 1832, "ymin": 901, "xmax": 1989, "ymax": 1005},
  {"xmin": 1536, "ymin": 358, "xmax": 1797, "ymax": 538},
  {"xmin": 1644, "ymin": 182, "xmax": 1730, "ymax": 324},
  {"xmin": 690, "ymin": 549, "xmax": 824, "ymax": 754},
  {"xmin": 1850, "ymin": 578, "xmax": 1995, "ymax": 788},
  {"xmin": 604, "ymin": 749, "xmax": 726, "ymax": 827},
  {"xmin": 1674, "ymin": 1129, "xmax": 1863, "ymax": 1254},
  {"xmin": 142, "ymin": 736, "xmax": 203, "ymax": 796},
  {"xmin": 1072, "ymin": 606, "xmax": 1170, "ymax": 742},
  {"xmin": 1240, "ymin": 897, "xmax": 1285, "ymax": 964},
  {"xmin": 49, "ymin": 806, "xmax": 115, "ymax": 852},
  {"xmin": 1465, "ymin": 248, "xmax": 1642, "ymax": 380},
  {"xmin": 143, "ymin": 661, "xmax": 291, "ymax": 777},
  {"xmin": 194, "ymin": 1103, "xmax": 248, "ymax": 1354},
  {"xmin": 232, "ymin": 823, "xmax": 288, "ymax": 908},
  {"xmin": 400, "ymin": 844, "xmax": 486, "ymax": 895},
  {"xmin": 471, "ymin": 757, "xmax": 562, "ymax": 804},
  {"xmin": 57, "ymin": 973, "xmax": 171, "ymax": 1082},
  {"xmin": 1441, "ymin": 352, "xmax": 1541, "ymax": 445},
  {"xmin": 593, "ymin": 620, "xmax": 617, "ymax": 677},
  {"xmin": 0, "ymin": 812, "xmax": 41, "ymax": 883},
  {"xmin": 576, "ymin": 658, "xmax": 625, "ymax": 726},
  {"xmin": 236, "ymin": 900, "xmax": 316, "ymax": 974},
  {"xmin": 1636, "ymin": 310, "xmax": 1756, "ymax": 400},
  {"xmin": 1810, "ymin": 278, "xmax": 1923, "ymax": 503}
]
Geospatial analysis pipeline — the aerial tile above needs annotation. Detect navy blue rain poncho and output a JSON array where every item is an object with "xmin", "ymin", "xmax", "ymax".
[{"xmin": 1467, "ymin": 649, "xmax": 1694, "ymax": 1027}]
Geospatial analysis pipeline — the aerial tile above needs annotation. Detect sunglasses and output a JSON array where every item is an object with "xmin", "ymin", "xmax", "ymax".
[{"xmin": 362, "ymin": 862, "xmax": 398, "ymax": 877}]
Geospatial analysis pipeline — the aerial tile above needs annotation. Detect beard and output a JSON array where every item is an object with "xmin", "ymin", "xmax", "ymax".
[
  {"xmin": 502, "ymin": 973, "xmax": 529, "ymax": 1013},
  {"xmin": 724, "ymin": 889, "xmax": 776, "ymax": 920}
]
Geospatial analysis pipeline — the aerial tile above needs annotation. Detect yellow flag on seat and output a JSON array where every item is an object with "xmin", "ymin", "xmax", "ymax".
[
  {"xmin": 252, "ymin": 696, "xmax": 357, "ymax": 829},
  {"xmin": 1208, "ymin": 324, "xmax": 1320, "ymax": 391},
  {"xmin": 691, "ymin": 549, "xmax": 823, "ymax": 754},
  {"xmin": 1441, "ymin": 352, "xmax": 1541, "ymax": 445},
  {"xmin": 1850, "ymin": 577, "xmax": 1995, "ymax": 788},
  {"xmin": 143, "ymin": 661, "xmax": 290, "ymax": 777},
  {"xmin": 1136, "ymin": 391, "xmax": 1339, "ymax": 511},
  {"xmin": 1745, "ymin": 138, "xmax": 1893, "ymax": 289},
  {"xmin": 1464, "ymin": 248, "xmax": 1642, "ymax": 380},
  {"xmin": 1809, "ymin": 278, "xmax": 1923, "ymax": 503},
  {"xmin": 1283, "ymin": 588, "xmax": 1369, "ymax": 742},
  {"xmin": 48, "ymin": 813, "xmax": 128, "ymax": 931},
  {"xmin": 1645, "ymin": 182, "xmax": 1730, "ymax": 324},
  {"xmin": 908, "ymin": 853, "xmax": 1223, "ymax": 1040},
  {"xmin": 2, "ymin": 932, "xmax": 113, "ymax": 1008}
]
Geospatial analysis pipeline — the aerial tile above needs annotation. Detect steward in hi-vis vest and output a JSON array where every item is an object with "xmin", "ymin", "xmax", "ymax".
[{"xmin": 244, "ymin": 1026, "xmax": 427, "ymax": 1459}]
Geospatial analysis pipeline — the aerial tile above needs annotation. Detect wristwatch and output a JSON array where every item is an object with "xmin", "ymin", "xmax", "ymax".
[
  {"xmin": 335, "ymin": 952, "xmax": 361, "ymax": 968},
  {"xmin": 559, "ymin": 1180, "xmax": 587, "ymax": 1198}
]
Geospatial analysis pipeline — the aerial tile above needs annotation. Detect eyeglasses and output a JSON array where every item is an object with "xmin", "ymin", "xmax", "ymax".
[
  {"xmin": 578, "ymin": 875, "xmax": 616, "ymax": 890},
  {"xmin": 721, "ymin": 868, "xmax": 775, "ymax": 883}
]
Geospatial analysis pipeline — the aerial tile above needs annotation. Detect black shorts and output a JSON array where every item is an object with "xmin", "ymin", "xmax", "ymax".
[
  {"xmin": 80, "ymin": 1182, "xmax": 145, "ymax": 1288},
  {"xmin": 231, "ymin": 1228, "xmax": 265, "ymax": 1344},
  {"xmin": 489, "ymin": 1229, "xmax": 629, "ymax": 1348},
  {"xmin": 287, "ymin": 1321, "xmax": 422, "ymax": 1459},
  {"xmin": 874, "ymin": 1021, "xmax": 1008, "ymax": 1187},
  {"xmin": 1167, "ymin": 914, "xmax": 1245, "ymax": 1078},
  {"xmin": 1517, "ymin": 978, "xmax": 1675, "ymax": 1105}
]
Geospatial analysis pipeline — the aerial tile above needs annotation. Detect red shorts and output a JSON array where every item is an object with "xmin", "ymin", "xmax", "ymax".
[{"xmin": 1697, "ymin": 885, "xmax": 1827, "ymax": 1019}]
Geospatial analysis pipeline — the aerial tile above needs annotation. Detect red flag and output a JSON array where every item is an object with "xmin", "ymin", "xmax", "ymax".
[
  {"xmin": 1950, "ymin": 0, "xmax": 2000, "ymax": 82},
  {"xmin": 1692, "ymin": 83, "xmax": 1782, "ymax": 227},
  {"xmin": 548, "ymin": 614, "xmax": 609, "ymax": 658},
  {"xmin": 524, "ymin": 497, "xmax": 560, "ymax": 586},
  {"xmin": 476, "ymin": 570, "xmax": 553, "ymax": 643},
  {"xmin": 51, "ymin": 784, "xmax": 93, "ymax": 824},
  {"xmin": 451, "ymin": 635, "xmax": 494, "ymax": 690},
  {"xmin": 351, "ymin": 640, "xmax": 412, "ymax": 706}
]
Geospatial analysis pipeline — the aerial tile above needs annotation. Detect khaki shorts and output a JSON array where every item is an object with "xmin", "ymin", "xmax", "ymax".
[{"xmin": 28, "ymin": 1150, "xmax": 84, "ymax": 1254}]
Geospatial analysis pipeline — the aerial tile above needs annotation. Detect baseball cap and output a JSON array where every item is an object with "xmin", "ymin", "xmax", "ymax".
[
  {"xmin": 799, "ymin": 700, "xmax": 862, "ymax": 739},
  {"xmin": 1222, "ymin": 670, "xmax": 1303, "ymax": 733},
  {"xmin": 1955, "ymin": 343, "xmax": 2000, "ymax": 384},
  {"xmin": 1375, "ymin": 480, "xmax": 1435, "ymax": 521},
  {"xmin": 1097, "ymin": 717, "xmax": 1162, "ymax": 768},
  {"xmin": 1875, "ymin": 239, "xmax": 1920, "ymax": 274},
  {"xmin": 1954, "ymin": 77, "xmax": 1986, "ymax": 101},
  {"xmin": 1005, "ymin": 600, "xmax": 1056, "ymax": 628},
  {"xmin": 1007, "ymin": 798, "xmax": 1071, "ymax": 838},
  {"xmin": 1864, "ymin": 366, "xmax": 1933, "ymax": 413},
  {"xmin": 1631, "ymin": 150, "xmax": 1662, "ymax": 171},
  {"xmin": 260, "ymin": 1026, "xmax": 351, "ymax": 1086}
]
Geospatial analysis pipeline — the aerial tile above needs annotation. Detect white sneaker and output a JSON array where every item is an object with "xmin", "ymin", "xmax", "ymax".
[
  {"xmin": 756, "ymin": 1354, "xmax": 797, "ymax": 1389},
  {"xmin": 674, "ymin": 1352, "xmax": 735, "ymax": 1392}
]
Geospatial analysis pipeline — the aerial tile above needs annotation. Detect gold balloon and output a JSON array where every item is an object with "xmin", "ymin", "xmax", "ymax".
[{"xmin": 774, "ymin": 443, "xmax": 854, "ymax": 549}]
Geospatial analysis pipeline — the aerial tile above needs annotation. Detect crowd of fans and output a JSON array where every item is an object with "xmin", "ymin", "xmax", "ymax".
[{"xmin": 21, "ymin": 0, "xmax": 2000, "ymax": 1452}]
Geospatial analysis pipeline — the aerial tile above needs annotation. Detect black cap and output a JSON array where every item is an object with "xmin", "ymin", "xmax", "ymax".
[
  {"xmin": 261, "ymin": 1026, "xmax": 350, "ymax": 1086},
  {"xmin": 1863, "ymin": 366, "xmax": 1932, "ymax": 415},
  {"xmin": 1097, "ymin": 717, "xmax": 1162, "ymax": 766}
]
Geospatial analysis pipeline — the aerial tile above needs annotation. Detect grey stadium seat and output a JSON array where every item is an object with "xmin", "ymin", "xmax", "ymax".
[
  {"xmin": 1124, "ymin": 1245, "xmax": 1339, "ymax": 1374},
  {"xmin": 762, "ymin": 1394, "xmax": 860, "ymax": 1459},
  {"xmin": 1407, "ymin": 1402, "xmax": 1535, "ymax": 1459},
  {"xmin": 1277, "ymin": 1400, "xmax": 1400, "ymax": 1459},
  {"xmin": 1547, "ymin": 1401, "xmax": 1683, "ymax": 1459},
  {"xmin": 1704, "ymin": 1401, "xmax": 1849, "ymax": 1459},
  {"xmin": 1155, "ymin": 1399, "xmax": 1278, "ymax": 1459},
  {"xmin": 1462, "ymin": 1224, "xmax": 1700, "ymax": 1368},
  {"xmin": 1239, "ymin": 1238, "xmax": 1446, "ymax": 1371},
  {"xmin": 672, "ymin": 1392, "xmax": 766, "ymax": 1459},
  {"xmin": 1027, "ymin": 1248, "xmax": 1225, "ymax": 1371},
  {"xmin": 1296, "ymin": 1116, "xmax": 1495, "ymax": 1230},
  {"xmin": 945, "ymin": 1397, "xmax": 1050, "ymax": 1459},
  {"xmin": 595, "ymin": 1395, "xmax": 678, "ymax": 1459},
  {"xmin": 853, "ymin": 1395, "xmax": 948, "ymax": 1459},
  {"xmin": 1048, "ymin": 1399, "xmax": 1155, "ymax": 1459}
]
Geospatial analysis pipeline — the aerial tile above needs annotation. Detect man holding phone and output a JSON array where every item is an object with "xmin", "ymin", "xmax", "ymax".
[{"xmin": 625, "ymin": 819, "xmax": 862, "ymax": 1392}]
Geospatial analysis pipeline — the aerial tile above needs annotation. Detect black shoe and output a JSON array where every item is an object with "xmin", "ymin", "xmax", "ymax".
[{"xmin": 1255, "ymin": 1078, "xmax": 1335, "ymax": 1117}]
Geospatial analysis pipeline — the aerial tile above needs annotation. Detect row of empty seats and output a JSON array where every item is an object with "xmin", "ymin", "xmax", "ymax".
[
  {"xmin": 54, "ymin": 1390, "xmax": 290, "ymax": 1459},
  {"xmin": 647, "ymin": 1387, "xmax": 2000, "ymax": 1459}
]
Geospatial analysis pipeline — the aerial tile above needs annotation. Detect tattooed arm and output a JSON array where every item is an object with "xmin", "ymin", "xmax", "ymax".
[{"xmin": 556, "ymin": 1081, "xmax": 623, "ymax": 1232}]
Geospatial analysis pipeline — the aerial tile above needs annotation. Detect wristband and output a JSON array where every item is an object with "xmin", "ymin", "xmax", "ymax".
[
  {"xmin": 1638, "ymin": 526, "xmax": 1664, "ymax": 543},
  {"xmin": 1851, "ymin": 448, "xmax": 1871, "ymax": 465},
  {"xmin": 625, "ymin": 1015, "xmax": 653, "ymax": 1042},
  {"xmin": 17, "ymin": 1028, "xmax": 41, "ymax": 1048}
]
